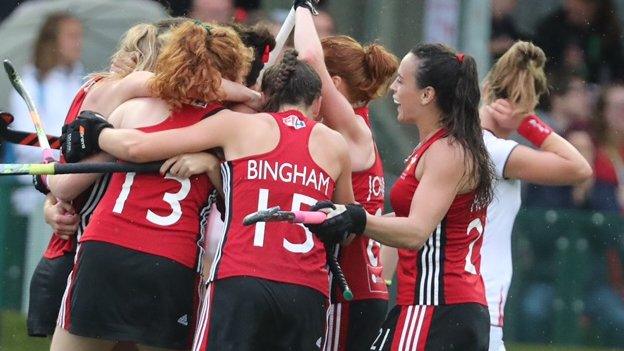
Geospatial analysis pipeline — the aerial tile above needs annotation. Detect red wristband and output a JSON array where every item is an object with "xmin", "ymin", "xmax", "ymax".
[{"xmin": 517, "ymin": 114, "xmax": 553, "ymax": 147}]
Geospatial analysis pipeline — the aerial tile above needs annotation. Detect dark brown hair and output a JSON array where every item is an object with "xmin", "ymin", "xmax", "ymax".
[
  {"xmin": 261, "ymin": 49, "xmax": 322, "ymax": 112},
  {"xmin": 411, "ymin": 43, "xmax": 494, "ymax": 208}
]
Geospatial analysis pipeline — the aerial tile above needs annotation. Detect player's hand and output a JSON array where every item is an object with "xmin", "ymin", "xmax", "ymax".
[
  {"xmin": 61, "ymin": 111, "xmax": 112, "ymax": 163},
  {"xmin": 293, "ymin": 0, "xmax": 319, "ymax": 14},
  {"xmin": 306, "ymin": 201, "xmax": 367, "ymax": 245},
  {"xmin": 484, "ymin": 99, "xmax": 522, "ymax": 132},
  {"xmin": 160, "ymin": 152, "xmax": 221, "ymax": 179},
  {"xmin": 244, "ymin": 92, "xmax": 266, "ymax": 112},
  {"xmin": 44, "ymin": 198, "xmax": 79, "ymax": 239}
]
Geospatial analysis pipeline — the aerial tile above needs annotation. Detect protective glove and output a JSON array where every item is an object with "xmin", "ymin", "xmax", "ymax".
[{"xmin": 61, "ymin": 110, "xmax": 112, "ymax": 163}]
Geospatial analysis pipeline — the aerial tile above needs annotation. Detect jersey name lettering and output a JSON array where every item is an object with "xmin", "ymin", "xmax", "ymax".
[{"xmin": 247, "ymin": 159, "xmax": 331, "ymax": 196}]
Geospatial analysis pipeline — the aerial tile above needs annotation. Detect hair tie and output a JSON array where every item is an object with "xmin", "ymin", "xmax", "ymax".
[
  {"xmin": 456, "ymin": 53, "xmax": 465, "ymax": 64},
  {"xmin": 193, "ymin": 20, "xmax": 212, "ymax": 35},
  {"xmin": 262, "ymin": 44, "xmax": 271, "ymax": 64}
]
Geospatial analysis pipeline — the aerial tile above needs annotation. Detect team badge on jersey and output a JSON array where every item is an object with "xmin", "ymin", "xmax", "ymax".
[{"xmin": 282, "ymin": 114, "xmax": 306, "ymax": 130}]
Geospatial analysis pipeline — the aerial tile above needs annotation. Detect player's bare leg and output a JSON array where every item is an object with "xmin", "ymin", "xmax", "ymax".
[{"xmin": 50, "ymin": 326, "xmax": 116, "ymax": 351}]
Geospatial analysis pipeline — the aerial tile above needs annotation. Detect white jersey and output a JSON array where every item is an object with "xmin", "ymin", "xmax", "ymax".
[{"xmin": 481, "ymin": 130, "xmax": 521, "ymax": 327}]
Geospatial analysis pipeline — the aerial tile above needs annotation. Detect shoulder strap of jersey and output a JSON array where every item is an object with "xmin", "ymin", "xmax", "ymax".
[{"xmin": 408, "ymin": 128, "xmax": 448, "ymax": 171}]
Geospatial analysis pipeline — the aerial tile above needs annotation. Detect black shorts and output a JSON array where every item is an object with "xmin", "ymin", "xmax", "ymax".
[
  {"xmin": 193, "ymin": 276, "xmax": 327, "ymax": 351},
  {"xmin": 369, "ymin": 303, "xmax": 489, "ymax": 351},
  {"xmin": 324, "ymin": 299, "xmax": 388, "ymax": 351},
  {"xmin": 60, "ymin": 241, "xmax": 200, "ymax": 350},
  {"xmin": 27, "ymin": 253, "xmax": 74, "ymax": 337}
]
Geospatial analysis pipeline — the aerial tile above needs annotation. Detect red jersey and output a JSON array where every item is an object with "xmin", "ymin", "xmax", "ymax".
[
  {"xmin": 389, "ymin": 128, "xmax": 487, "ymax": 306},
  {"xmin": 81, "ymin": 103, "xmax": 221, "ymax": 269},
  {"xmin": 335, "ymin": 106, "xmax": 387, "ymax": 302},
  {"xmin": 44, "ymin": 78, "xmax": 110, "ymax": 259},
  {"xmin": 209, "ymin": 110, "xmax": 336, "ymax": 296}
]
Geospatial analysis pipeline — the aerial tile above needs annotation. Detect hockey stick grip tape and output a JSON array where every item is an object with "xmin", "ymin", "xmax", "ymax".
[{"xmin": 291, "ymin": 211, "xmax": 326, "ymax": 224}]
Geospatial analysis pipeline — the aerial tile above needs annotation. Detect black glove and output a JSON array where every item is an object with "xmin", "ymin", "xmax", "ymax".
[
  {"xmin": 32, "ymin": 174, "xmax": 50, "ymax": 195},
  {"xmin": 61, "ymin": 110, "xmax": 112, "ymax": 163},
  {"xmin": 306, "ymin": 201, "xmax": 367, "ymax": 245},
  {"xmin": 293, "ymin": 0, "xmax": 319, "ymax": 15}
]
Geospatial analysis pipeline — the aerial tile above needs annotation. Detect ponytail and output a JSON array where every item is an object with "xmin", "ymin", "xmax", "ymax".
[
  {"xmin": 484, "ymin": 41, "xmax": 548, "ymax": 116},
  {"xmin": 411, "ymin": 44, "xmax": 494, "ymax": 208},
  {"xmin": 262, "ymin": 49, "xmax": 322, "ymax": 112},
  {"xmin": 321, "ymin": 36, "xmax": 398, "ymax": 104}
]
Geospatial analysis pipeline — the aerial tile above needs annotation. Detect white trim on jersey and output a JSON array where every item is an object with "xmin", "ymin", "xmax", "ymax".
[
  {"xmin": 192, "ymin": 283, "xmax": 214, "ymax": 351},
  {"xmin": 195, "ymin": 191, "xmax": 216, "ymax": 274},
  {"xmin": 417, "ymin": 224, "xmax": 441, "ymax": 305},
  {"xmin": 397, "ymin": 305, "xmax": 427, "ymax": 351},
  {"xmin": 77, "ymin": 173, "xmax": 111, "ymax": 239},
  {"xmin": 208, "ymin": 163, "xmax": 232, "ymax": 282}
]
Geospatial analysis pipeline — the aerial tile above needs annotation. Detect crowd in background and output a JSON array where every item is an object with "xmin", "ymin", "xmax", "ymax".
[
  {"xmin": 1, "ymin": 0, "xmax": 624, "ymax": 347},
  {"xmin": 492, "ymin": 0, "xmax": 624, "ymax": 346}
]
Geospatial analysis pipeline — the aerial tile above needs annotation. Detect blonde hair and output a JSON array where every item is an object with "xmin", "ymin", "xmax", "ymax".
[
  {"xmin": 484, "ymin": 41, "xmax": 548, "ymax": 116},
  {"xmin": 149, "ymin": 20, "xmax": 253, "ymax": 110},
  {"xmin": 92, "ymin": 19, "xmax": 186, "ymax": 80}
]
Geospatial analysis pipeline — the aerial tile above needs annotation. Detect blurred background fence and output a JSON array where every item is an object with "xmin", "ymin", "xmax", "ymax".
[{"xmin": 2, "ymin": 0, "xmax": 624, "ymax": 349}]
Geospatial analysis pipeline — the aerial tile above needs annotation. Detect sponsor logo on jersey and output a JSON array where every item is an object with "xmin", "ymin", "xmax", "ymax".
[
  {"xmin": 177, "ymin": 314, "xmax": 188, "ymax": 326},
  {"xmin": 282, "ymin": 114, "xmax": 306, "ymax": 130}
]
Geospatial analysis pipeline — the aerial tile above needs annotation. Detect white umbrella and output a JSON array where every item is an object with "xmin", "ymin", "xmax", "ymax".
[{"xmin": 0, "ymin": 0, "xmax": 169, "ymax": 111}]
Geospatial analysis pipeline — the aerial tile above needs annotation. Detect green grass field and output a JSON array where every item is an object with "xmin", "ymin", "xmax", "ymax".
[{"xmin": 0, "ymin": 310, "xmax": 621, "ymax": 351}]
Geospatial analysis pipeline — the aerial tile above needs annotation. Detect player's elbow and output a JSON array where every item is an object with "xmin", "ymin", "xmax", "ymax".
[
  {"xmin": 569, "ymin": 160, "xmax": 593, "ymax": 184},
  {"xmin": 297, "ymin": 48, "xmax": 323, "ymax": 67}
]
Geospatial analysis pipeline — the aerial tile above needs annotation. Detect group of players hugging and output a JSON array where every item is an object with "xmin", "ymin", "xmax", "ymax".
[{"xmin": 19, "ymin": 1, "xmax": 592, "ymax": 350}]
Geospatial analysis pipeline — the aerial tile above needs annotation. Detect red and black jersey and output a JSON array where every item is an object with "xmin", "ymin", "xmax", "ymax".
[
  {"xmin": 335, "ymin": 106, "xmax": 387, "ymax": 302},
  {"xmin": 389, "ymin": 128, "xmax": 487, "ymax": 306},
  {"xmin": 81, "ymin": 103, "xmax": 222, "ymax": 269},
  {"xmin": 209, "ymin": 110, "xmax": 336, "ymax": 297},
  {"xmin": 44, "ymin": 78, "xmax": 108, "ymax": 259}
]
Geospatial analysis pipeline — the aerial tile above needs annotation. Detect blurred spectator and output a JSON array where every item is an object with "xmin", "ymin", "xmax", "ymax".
[
  {"xmin": 152, "ymin": 0, "xmax": 192, "ymax": 17},
  {"xmin": 524, "ymin": 73, "xmax": 595, "ymax": 210},
  {"xmin": 191, "ymin": 0, "xmax": 234, "ymax": 23},
  {"xmin": 534, "ymin": 0, "xmax": 624, "ymax": 84},
  {"xmin": 6, "ymin": 12, "xmax": 84, "ymax": 313},
  {"xmin": 313, "ymin": 10, "xmax": 335, "ymax": 38},
  {"xmin": 547, "ymin": 73, "xmax": 594, "ymax": 132},
  {"xmin": 590, "ymin": 84, "xmax": 624, "ymax": 213},
  {"xmin": 490, "ymin": 0, "xmax": 522, "ymax": 61}
]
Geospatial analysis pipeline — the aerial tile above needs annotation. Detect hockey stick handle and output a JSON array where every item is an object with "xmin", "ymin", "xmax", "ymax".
[
  {"xmin": 255, "ymin": 7, "xmax": 295, "ymax": 85},
  {"xmin": 291, "ymin": 210, "xmax": 326, "ymax": 224},
  {"xmin": 0, "ymin": 129, "xmax": 60, "ymax": 149},
  {"xmin": 3, "ymin": 60, "xmax": 53, "ymax": 155},
  {"xmin": 328, "ymin": 248, "xmax": 353, "ymax": 301},
  {"xmin": 0, "ymin": 161, "xmax": 163, "ymax": 176}
]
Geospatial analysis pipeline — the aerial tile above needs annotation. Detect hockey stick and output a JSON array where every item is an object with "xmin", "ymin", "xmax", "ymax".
[
  {"xmin": 0, "ymin": 161, "xmax": 163, "ymax": 176},
  {"xmin": 242, "ymin": 205, "xmax": 326, "ymax": 225},
  {"xmin": 3, "ymin": 60, "xmax": 55, "ymax": 162},
  {"xmin": 254, "ymin": 1, "xmax": 319, "ymax": 85},
  {"xmin": 243, "ymin": 205, "xmax": 353, "ymax": 300},
  {"xmin": 0, "ymin": 112, "xmax": 60, "ymax": 148}
]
